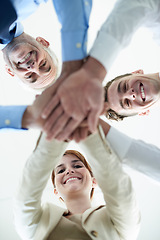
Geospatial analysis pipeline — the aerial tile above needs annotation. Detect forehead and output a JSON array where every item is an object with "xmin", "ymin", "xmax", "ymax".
[{"xmin": 59, "ymin": 154, "xmax": 81, "ymax": 165}]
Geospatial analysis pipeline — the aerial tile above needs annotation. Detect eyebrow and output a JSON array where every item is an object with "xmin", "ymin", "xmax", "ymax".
[
  {"xmin": 56, "ymin": 160, "xmax": 81, "ymax": 169},
  {"xmin": 119, "ymin": 100, "xmax": 125, "ymax": 109},
  {"xmin": 118, "ymin": 81, "xmax": 121, "ymax": 93}
]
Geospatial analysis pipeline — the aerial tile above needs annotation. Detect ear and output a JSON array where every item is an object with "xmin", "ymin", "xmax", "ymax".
[
  {"xmin": 132, "ymin": 69, "xmax": 144, "ymax": 74},
  {"xmin": 36, "ymin": 37, "xmax": 50, "ymax": 48},
  {"xmin": 138, "ymin": 110, "xmax": 150, "ymax": 116},
  {"xmin": 5, "ymin": 64, "xmax": 15, "ymax": 77},
  {"xmin": 92, "ymin": 177, "xmax": 97, "ymax": 189},
  {"xmin": 54, "ymin": 188, "xmax": 59, "ymax": 195}
]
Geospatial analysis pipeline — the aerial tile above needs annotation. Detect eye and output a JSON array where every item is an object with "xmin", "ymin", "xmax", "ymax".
[
  {"xmin": 74, "ymin": 165, "xmax": 83, "ymax": 169},
  {"xmin": 26, "ymin": 74, "xmax": 32, "ymax": 79},
  {"xmin": 123, "ymin": 82, "xmax": 127, "ymax": 92},
  {"xmin": 40, "ymin": 60, "xmax": 47, "ymax": 68},
  {"xmin": 125, "ymin": 99, "xmax": 131, "ymax": 108},
  {"xmin": 57, "ymin": 168, "xmax": 65, "ymax": 174}
]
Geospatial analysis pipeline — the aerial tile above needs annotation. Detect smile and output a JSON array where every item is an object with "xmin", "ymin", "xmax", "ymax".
[
  {"xmin": 140, "ymin": 83, "xmax": 146, "ymax": 101},
  {"xmin": 64, "ymin": 177, "xmax": 81, "ymax": 184},
  {"xmin": 18, "ymin": 52, "xmax": 32, "ymax": 64}
]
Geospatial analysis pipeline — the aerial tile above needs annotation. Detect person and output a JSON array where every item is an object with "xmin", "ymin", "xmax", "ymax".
[
  {"xmin": 1, "ymin": 0, "xmax": 105, "ymax": 139},
  {"xmin": 103, "ymin": 69, "xmax": 160, "ymax": 121},
  {"xmin": 13, "ymin": 126, "xmax": 140, "ymax": 240}
]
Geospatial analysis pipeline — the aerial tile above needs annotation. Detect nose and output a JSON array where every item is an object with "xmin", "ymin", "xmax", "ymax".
[
  {"xmin": 66, "ymin": 168, "xmax": 75, "ymax": 175},
  {"xmin": 124, "ymin": 88, "xmax": 136, "ymax": 100},
  {"xmin": 27, "ymin": 60, "xmax": 39, "ymax": 74}
]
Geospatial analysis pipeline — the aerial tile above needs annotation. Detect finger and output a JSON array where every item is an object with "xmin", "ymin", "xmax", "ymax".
[
  {"xmin": 43, "ymin": 104, "xmax": 64, "ymax": 133},
  {"xmin": 41, "ymin": 94, "xmax": 60, "ymax": 119},
  {"xmin": 79, "ymin": 126, "xmax": 89, "ymax": 141},
  {"xmin": 46, "ymin": 113, "xmax": 71, "ymax": 140},
  {"xmin": 87, "ymin": 108, "xmax": 101, "ymax": 133},
  {"xmin": 56, "ymin": 118, "xmax": 82, "ymax": 141}
]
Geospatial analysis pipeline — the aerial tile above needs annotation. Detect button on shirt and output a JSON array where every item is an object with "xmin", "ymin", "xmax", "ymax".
[{"xmin": 0, "ymin": 105, "xmax": 27, "ymax": 129}]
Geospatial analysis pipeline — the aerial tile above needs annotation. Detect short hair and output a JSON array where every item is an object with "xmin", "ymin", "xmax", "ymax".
[
  {"xmin": 51, "ymin": 150, "xmax": 95, "ymax": 199},
  {"xmin": 104, "ymin": 73, "xmax": 132, "ymax": 121}
]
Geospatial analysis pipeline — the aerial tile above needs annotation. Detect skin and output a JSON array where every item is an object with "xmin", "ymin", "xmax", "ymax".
[
  {"xmin": 54, "ymin": 154, "xmax": 96, "ymax": 215},
  {"xmin": 42, "ymin": 57, "xmax": 106, "ymax": 141},
  {"xmin": 107, "ymin": 72, "xmax": 160, "ymax": 116},
  {"xmin": 2, "ymin": 33, "xmax": 58, "ymax": 89}
]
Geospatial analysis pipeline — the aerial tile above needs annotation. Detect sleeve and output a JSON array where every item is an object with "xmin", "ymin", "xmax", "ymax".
[
  {"xmin": 0, "ymin": 105, "xmax": 27, "ymax": 130},
  {"xmin": 79, "ymin": 125, "xmax": 141, "ymax": 240},
  {"xmin": 107, "ymin": 127, "xmax": 160, "ymax": 183},
  {"xmin": 52, "ymin": 0, "xmax": 92, "ymax": 61},
  {"xmin": 89, "ymin": 0, "xmax": 159, "ymax": 71},
  {"xmin": 13, "ymin": 133, "xmax": 68, "ymax": 240}
]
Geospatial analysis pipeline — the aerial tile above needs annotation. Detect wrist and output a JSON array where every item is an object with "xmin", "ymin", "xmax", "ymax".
[
  {"xmin": 62, "ymin": 60, "xmax": 84, "ymax": 77},
  {"xmin": 83, "ymin": 56, "xmax": 107, "ymax": 82},
  {"xmin": 22, "ymin": 106, "xmax": 32, "ymax": 129}
]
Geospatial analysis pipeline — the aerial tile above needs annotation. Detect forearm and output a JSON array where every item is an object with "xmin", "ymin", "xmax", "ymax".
[
  {"xmin": 52, "ymin": 0, "xmax": 92, "ymax": 61},
  {"xmin": 79, "ymin": 126, "xmax": 140, "ymax": 239}
]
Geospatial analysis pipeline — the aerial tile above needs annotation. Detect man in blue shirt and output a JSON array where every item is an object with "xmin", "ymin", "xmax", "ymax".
[{"xmin": 1, "ymin": 0, "xmax": 106, "ymax": 141}]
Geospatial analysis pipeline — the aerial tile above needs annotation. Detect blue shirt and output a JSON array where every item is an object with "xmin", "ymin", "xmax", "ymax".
[
  {"xmin": 0, "ymin": 105, "xmax": 27, "ymax": 129},
  {"xmin": 1, "ymin": 0, "xmax": 92, "ymax": 61}
]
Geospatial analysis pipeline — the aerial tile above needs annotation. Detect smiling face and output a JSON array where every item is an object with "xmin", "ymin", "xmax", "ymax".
[
  {"xmin": 54, "ymin": 153, "xmax": 94, "ymax": 201},
  {"xmin": 2, "ymin": 33, "xmax": 59, "ymax": 89},
  {"xmin": 106, "ymin": 73, "xmax": 160, "ymax": 116}
]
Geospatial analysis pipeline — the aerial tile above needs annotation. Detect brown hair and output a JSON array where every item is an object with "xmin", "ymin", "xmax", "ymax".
[{"xmin": 51, "ymin": 150, "xmax": 95, "ymax": 199}]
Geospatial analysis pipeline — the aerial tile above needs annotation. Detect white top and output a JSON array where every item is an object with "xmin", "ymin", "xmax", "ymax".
[
  {"xmin": 107, "ymin": 127, "xmax": 160, "ymax": 183},
  {"xmin": 90, "ymin": 0, "xmax": 160, "ymax": 71},
  {"xmin": 14, "ymin": 128, "xmax": 140, "ymax": 240}
]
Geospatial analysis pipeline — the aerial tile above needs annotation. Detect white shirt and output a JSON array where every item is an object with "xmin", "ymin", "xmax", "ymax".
[
  {"xmin": 107, "ymin": 127, "xmax": 160, "ymax": 183},
  {"xmin": 90, "ymin": 0, "xmax": 160, "ymax": 71}
]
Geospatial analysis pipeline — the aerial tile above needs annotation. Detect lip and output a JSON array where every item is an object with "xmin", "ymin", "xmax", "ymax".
[
  {"xmin": 63, "ymin": 176, "xmax": 81, "ymax": 184},
  {"xmin": 18, "ymin": 51, "xmax": 37, "ymax": 65}
]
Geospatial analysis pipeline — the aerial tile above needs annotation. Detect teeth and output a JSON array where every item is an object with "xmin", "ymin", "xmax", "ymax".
[
  {"xmin": 140, "ymin": 85, "xmax": 145, "ymax": 100},
  {"xmin": 19, "ymin": 52, "xmax": 31, "ymax": 64},
  {"xmin": 66, "ymin": 177, "xmax": 79, "ymax": 184}
]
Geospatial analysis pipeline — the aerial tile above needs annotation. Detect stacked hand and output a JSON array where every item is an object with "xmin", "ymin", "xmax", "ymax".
[{"xmin": 22, "ymin": 57, "xmax": 106, "ymax": 142}]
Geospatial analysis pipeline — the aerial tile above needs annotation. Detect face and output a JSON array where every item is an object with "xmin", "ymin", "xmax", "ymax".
[
  {"xmin": 3, "ymin": 34, "xmax": 58, "ymax": 89},
  {"xmin": 107, "ymin": 73, "xmax": 160, "ymax": 115},
  {"xmin": 54, "ymin": 154, "xmax": 93, "ymax": 200}
]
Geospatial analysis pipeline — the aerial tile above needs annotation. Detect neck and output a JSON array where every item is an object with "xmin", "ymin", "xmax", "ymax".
[{"xmin": 65, "ymin": 195, "xmax": 91, "ymax": 215}]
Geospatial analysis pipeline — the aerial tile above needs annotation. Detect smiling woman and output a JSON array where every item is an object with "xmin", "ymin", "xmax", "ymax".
[
  {"xmin": 13, "ymin": 129, "xmax": 140, "ymax": 240},
  {"xmin": 2, "ymin": 32, "xmax": 60, "ymax": 89}
]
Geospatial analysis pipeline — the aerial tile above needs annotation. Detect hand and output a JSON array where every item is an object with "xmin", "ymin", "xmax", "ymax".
[{"xmin": 43, "ymin": 57, "xmax": 106, "ymax": 141}]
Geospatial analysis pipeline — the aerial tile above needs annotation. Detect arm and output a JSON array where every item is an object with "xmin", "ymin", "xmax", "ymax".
[
  {"xmin": 40, "ymin": 0, "xmax": 106, "ymax": 141},
  {"xmin": 52, "ymin": 0, "xmax": 92, "ymax": 61},
  {"xmin": 79, "ymin": 125, "xmax": 140, "ymax": 240},
  {"xmin": 14, "ymin": 133, "xmax": 68, "ymax": 239},
  {"xmin": 90, "ymin": 0, "xmax": 159, "ymax": 71},
  {"xmin": 0, "ymin": 105, "xmax": 27, "ymax": 130},
  {"xmin": 107, "ymin": 126, "xmax": 160, "ymax": 183}
]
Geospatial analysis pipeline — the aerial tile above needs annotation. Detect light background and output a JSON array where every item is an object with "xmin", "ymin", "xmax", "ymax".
[{"xmin": 0, "ymin": 0, "xmax": 160, "ymax": 239}]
